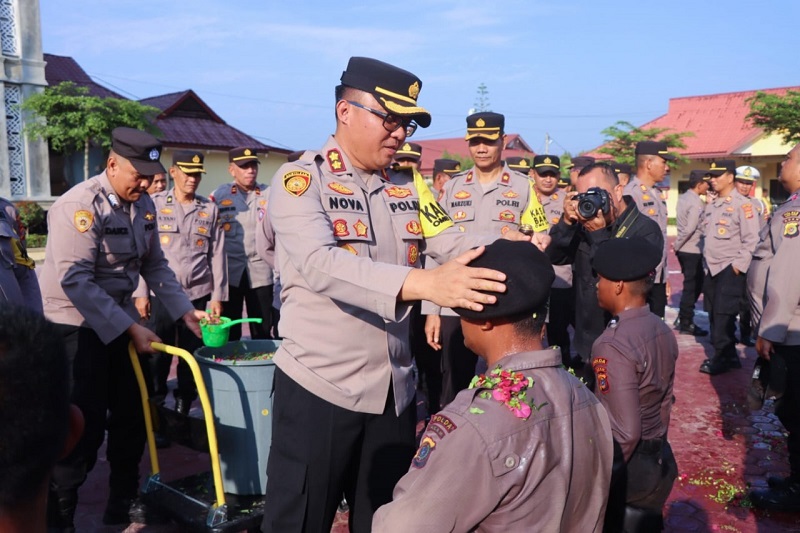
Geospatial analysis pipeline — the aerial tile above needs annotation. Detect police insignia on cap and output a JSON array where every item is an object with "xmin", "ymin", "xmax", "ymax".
[
  {"xmin": 476, "ymin": 118, "xmax": 486, "ymax": 127},
  {"xmin": 385, "ymin": 186, "xmax": 412, "ymax": 198},
  {"xmin": 328, "ymin": 182, "xmax": 354, "ymax": 195},
  {"xmin": 402, "ymin": 143, "xmax": 412, "ymax": 151},
  {"xmin": 244, "ymin": 149, "xmax": 252, "ymax": 156},
  {"xmin": 192, "ymin": 155, "xmax": 200, "ymax": 163},
  {"xmin": 409, "ymin": 81, "xmax": 420, "ymax": 99},
  {"xmin": 149, "ymin": 149, "xmax": 160, "ymax": 161},
  {"xmin": 73, "ymin": 210, "xmax": 93, "ymax": 233},
  {"xmin": 544, "ymin": 157, "xmax": 552, "ymax": 164},
  {"xmin": 283, "ymin": 170, "xmax": 311, "ymax": 197}
]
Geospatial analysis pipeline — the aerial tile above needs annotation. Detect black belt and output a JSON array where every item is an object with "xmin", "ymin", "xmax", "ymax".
[{"xmin": 637, "ymin": 437, "xmax": 665, "ymax": 455}]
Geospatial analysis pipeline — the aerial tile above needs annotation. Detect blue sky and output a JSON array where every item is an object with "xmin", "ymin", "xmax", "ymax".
[{"xmin": 40, "ymin": 0, "xmax": 800, "ymax": 156}]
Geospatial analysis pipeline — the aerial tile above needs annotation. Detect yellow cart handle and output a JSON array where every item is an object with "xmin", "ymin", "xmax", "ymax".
[{"xmin": 128, "ymin": 341, "xmax": 227, "ymax": 510}]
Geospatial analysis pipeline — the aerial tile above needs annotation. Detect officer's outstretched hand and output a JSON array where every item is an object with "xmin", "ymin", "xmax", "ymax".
[
  {"xmin": 401, "ymin": 246, "xmax": 506, "ymax": 312},
  {"xmin": 425, "ymin": 314, "xmax": 442, "ymax": 350},
  {"xmin": 183, "ymin": 309, "xmax": 209, "ymax": 339},
  {"xmin": 128, "ymin": 322, "xmax": 162, "ymax": 354}
]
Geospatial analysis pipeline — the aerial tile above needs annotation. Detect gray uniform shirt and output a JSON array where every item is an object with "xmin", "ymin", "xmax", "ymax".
[
  {"xmin": 674, "ymin": 189, "xmax": 705, "ymax": 254},
  {"xmin": 373, "ymin": 348, "xmax": 613, "ymax": 532},
  {"xmin": 540, "ymin": 191, "xmax": 573, "ymax": 288},
  {"xmin": 625, "ymin": 177, "xmax": 668, "ymax": 282},
  {"xmin": 591, "ymin": 306, "xmax": 678, "ymax": 462},
  {"xmin": 210, "ymin": 181, "xmax": 272, "ymax": 288},
  {"xmin": 748, "ymin": 191, "xmax": 800, "ymax": 344},
  {"xmin": 269, "ymin": 136, "xmax": 489, "ymax": 415},
  {"xmin": 701, "ymin": 190, "xmax": 760, "ymax": 276},
  {"xmin": 39, "ymin": 171, "xmax": 194, "ymax": 344},
  {"xmin": 135, "ymin": 189, "xmax": 228, "ymax": 302}
]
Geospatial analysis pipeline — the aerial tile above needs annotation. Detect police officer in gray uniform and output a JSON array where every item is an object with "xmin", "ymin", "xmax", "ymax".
[
  {"xmin": 210, "ymin": 147, "xmax": 273, "ymax": 340},
  {"xmin": 734, "ymin": 165, "xmax": 765, "ymax": 346},
  {"xmin": 626, "ymin": 140, "xmax": 674, "ymax": 318},
  {"xmin": 39, "ymin": 128, "xmax": 205, "ymax": 529},
  {"xmin": 393, "ymin": 141, "xmax": 422, "ymax": 170},
  {"xmin": 591, "ymin": 237, "xmax": 679, "ymax": 532},
  {"xmin": 135, "ymin": 150, "xmax": 227, "ymax": 414},
  {"xmin": 532, "ymin": 154, "xmax": 575, "ymax": 365},
  {"xmin": 674, "ymin": 169, "xmax": 710, "ymax": 335},
  {"xmin": 700, "ymin": 159, "xmax": 760, "ymax": 374},
  {"xmin": 0, "ymin": 197, "xmax": 41, "ymax": 312},
  {"xmin": 262, "ymin": 56, "xmax": 545, "ymax": 533},
  {"xmin": 374, "ymin": 240, "xmax": 613, "ymax": 532},
  {"xmin": 426, "ymin": 111, "xmax": 549, "ymax": 405},
  {"xmin": 748, "ymin": 144, "xmax": 800, "ymax": 511}
]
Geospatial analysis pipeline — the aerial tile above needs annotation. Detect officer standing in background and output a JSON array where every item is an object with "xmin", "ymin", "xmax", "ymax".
[
  {"xmin": 506, "ymin": 155, "xmax": 532, "ymax": 175},
  {"xmin": 39, "ymin": 128, "xmax": 204, "ymax": 529},
  {"xmin": 426, "ymin": 111, "xmax": 549, "ymax": 406},
  {"xmin": 748, "ymin": 144, "xmax": 800, "ymax": 511},
  {"xmin": 591, "ymin": 237, "xmax": 679, "ymax": 532},
  {"xmin": 393, "ymin": 141, "xmax": 422, "ymax": 170},
  {"xmin": 430, "ymin": 158, "xmax": 460, "ymax": 199},
  {"xmin": 210, "ymin": 147, "xmax": 273, "ymax": 340},
  {"xmin": 674, "ymin": 169, "xmax": 710, "ymax": 336},
  {"xmin": 532, "ymin": 154, "xmax": 574, "ymax": 365},
  {"xmin": 626, "ymin": 140, "xmax": 674, "ymax": 318},
  {"xmin": 700, "ymin": 159, "xmax": 760, "ymax": 375},
  {"xmin": 567, "ymin": 155, "xmax": 595, "ymax": 184},
  {"xmin": 734, "ymin": 166, "xmax": 765, "ymax": 346},
  {"xmin": 373, "ymin": 241, "xmax": 612, "ymax": 532},
  {"xmin": 135, "ymin": 150, "xmax": 227, "ymax": 415},
  {"xmin": 262, "ymin": 56, "xmax": 546, "ymax": 532},
  {"xmin": 0, "ymin": 197, "xmax": 41, "ymax": 312},
  {"xmin": 146, "ymin": 172, "xmax": 167, "ymax": 195},
  {"xmin": 612, "ymin": 162, "xmax": 633, "ymax": 187}
]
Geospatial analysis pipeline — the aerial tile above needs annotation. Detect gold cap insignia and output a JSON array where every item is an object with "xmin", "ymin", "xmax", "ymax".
[
  {"xmin": 476, "ymin": 118, "xmax": 486, "ymax": 127},
  {"xmin": 744, "ymin": 168, "xmax": 752, "ymax": 177},
  {"xmin": 455, "ymin": 163, "xmax": 461, "ymax": 171},
  {"xmin": 408, "ymin": 81, "xmax": 420, "ymax": 100},
  {"xmin": 711, "ymin": 163, "xmax": 719, "ymax": 169},
  {"xmin": 244, "ymin": 149, "xmax": 252, "ymax": 156},
  {"xmin": 192, "ymin": 155, "xmax": 200, "ymax": 163},
  {"xmin": 402, "ymin": 143, "xmax": 411, "ymax": 151},
  {"xmin": 544, "ymin": 157, "xmax": 552, "ymax": 164}
]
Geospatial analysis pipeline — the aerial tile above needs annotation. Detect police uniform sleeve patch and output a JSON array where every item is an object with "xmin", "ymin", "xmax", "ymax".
[
  {"xmin": 411, "ymin": 436, "xmax": 437, "ymax": 469},
  {"xmin": 742, "ymin": 203, "xmax": 754, "ymax": 219},
  {"xmin": 785, "ymin": 222, "xmax": 798, "ymax": 238},
  {"xmin": 283, "ymin": 170, "xmax": 312, "ymax": 197},
  {"xmin": 73, "ymin": 210, "xmax": 94, "ymax": 233},
  {"xmin": 592, "ymin": 357, "xmax": 610, "ymax": 394}
]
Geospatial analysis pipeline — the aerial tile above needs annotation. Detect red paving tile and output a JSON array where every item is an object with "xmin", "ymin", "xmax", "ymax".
[{"xmin": 71, "ymin": 240, "xmax": 800, "ymax": 531}]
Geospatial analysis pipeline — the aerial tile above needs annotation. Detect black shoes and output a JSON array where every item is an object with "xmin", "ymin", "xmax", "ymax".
[
  {"xmin": 750, "ymin": 480, "xmax": 800, "ymax": 511},
  {"xmin": 103, "ymin": 496, "xmax": 161, "ymax": 525},
  {"xmin": 678, "ymin": 323, "xmax": 709, "ymax": 336},
  {"xmin": 699, "ymin": 359, "xmax": 729, "ymax": 375}
]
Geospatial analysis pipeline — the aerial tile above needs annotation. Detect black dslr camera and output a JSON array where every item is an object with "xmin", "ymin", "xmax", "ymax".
[{"xmin": 574, "ymin": 187, "xmax": 611, "ymax": 219}]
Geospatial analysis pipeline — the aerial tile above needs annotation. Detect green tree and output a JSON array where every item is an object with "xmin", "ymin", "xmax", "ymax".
[
  {"xmin": 21, "ymin": 82, "xmax": 161, "ymax": 181},
  {"xmin": 747, "ymin": 90, "xmax": 800, "ymax": 144},
  {"xmin": 597, "ymin": 120, "xmax": 693, "ymax": 166},
  {"xmin": 474, "ymin": 83, "xmax": 490, "ymax": 112},
  {"xmin": 441, "ymin": 150, "xmax": 474, "ymax": 170}
]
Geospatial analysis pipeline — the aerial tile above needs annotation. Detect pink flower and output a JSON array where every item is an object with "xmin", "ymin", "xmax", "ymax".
[
  {"xmin": 493, "ymin": 388, "xmax": 511, "ymax": 402},
  {"xmin": 510, "ymin": 403, "xmax": 531, "ymax": 419}
]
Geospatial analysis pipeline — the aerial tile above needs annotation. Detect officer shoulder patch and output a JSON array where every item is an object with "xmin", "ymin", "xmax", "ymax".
[
  {"xmin": 283, "ymin": 170, "xmax": 312, "ymax": 197},
  {"xmin": 411, "ymin": 436, "xmax": 437, "ymax": 469},
  {"xmin": 326, "ymin": 149, "xmax": 346, "ymax": 173},
  {"xmin": 785, "ymin": 222, "xmax": 798, "ymax": 238},
  {"xmin": 73, "ymin": 210, "xmax": 93, "ymax": 233},
  {"xmin": 592, "ymin": 357, "xmax": 610, "ymax": 394}
]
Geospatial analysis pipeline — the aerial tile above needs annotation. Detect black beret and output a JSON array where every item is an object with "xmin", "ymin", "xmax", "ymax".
[
  {"xmin": 506, "ymin": 156, "xmax": 532, "ymax": 171},
  {"xmin": 465, "ymin": 112, "xmax": 505, "ymax": 141},
  {"xmin": 566, "ymin": 156, "xmax": 595, "ymax": 170},
  {"xmin": 395, "ymin": 142, "xmax": 422, "ymax": 162},
  {"xmin": 592, "ymin": 237, "xmax": 661, "ymax": 282},
  {"xmin": 707, "ymin": 159, "xmax": 736, "ymax": 176},
  {"xmin": 229, "ymin": 147, "xmax": 260, "ymax": 166},
  {"xmin": 533, "ymin": 154, "xmax": 560, "ymax": 174},
  {"xmin": 454, "ymin": 240, "xmax": 554, "ymax": 320},
  {"xmin": 340, "ymin": 56, "xmax": 431, "ymax": 128},
  {"xmin": 433, "ymin": 158, "xmax": 461, "ymax": 175},
  {"xmin": 111, "ymin": 127, "xmax": 165, "ymax": 176},
  {"xmin": 172, "ymin": 150, "xmax": 206, "ymax": 174},
  {"xmin": 635, "ymin": 140, "xmax": 676, "ymax": 161}
]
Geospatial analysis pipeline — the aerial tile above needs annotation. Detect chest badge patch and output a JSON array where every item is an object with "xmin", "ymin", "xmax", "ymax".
[
  {"xmin": 328, "ymin": 182, "xmax": 354, "ymax": 195},
  {"xmin": 354, "ymin": 219, "xmax": 368, "ymax": 237},
  {"xmin": 339, "ymin": 243, "xmax": 358, "ymax": 255},
  {"xmin": 327, "ymin": 149, "xmax": 346, "ymax": 172},
  {"xmin": 742, "ymin": 204, "xmax": 754, "ymax": 219},
  {"xmin": 454, "ymin": 190, "xmax": 471, "ymax": 199},
  {"xmin": 160, "ymin": 235, "xmax": 170, "ymax": 245},
  {"xmin": 408, "ymin": 243, "xmax": 419, "ymax": 265},
  {"xmin": 454, "ymin": 211, "xmax": 467, "ymax": 221},
  {"xmin": 144, "ymin": 212, "xmax": 155, "ymax": 221},
  {"xmin": 73, "ymin": 210, "xmax": 94, "ymax": 233},
  {"xmin": 160, "ymin": 208, "xmax": 173, "ymax": 215},
  {"xmin": 220, "ymin": 199, "xmax": 233, "ymax": 206},
  {"xmin": 648, "ymin": 208, "xmax": 656, "ymax": 215},
  {"xmin": 197, "ymin": 226, "xmax": 208, "ymax": 234},
  {"xmin": 385, "ymin": 186, "xmax": 412, "ymax": 198},
  {"xmin": 406, "ymin": 220, "xmax": 422, "ymax": 235},
  {"xmin": 198, "ymin": 211, "xmax": 209, "ymax": 218},
  {"xmin": 283, "ymin": 170, "xmax": 312, "ymax": 197},
  {"xmin": 196, "ymin": 239, "xmax": 204, "ymax": 247},
  {"xmin": 502, "ymin": 190, "xmax": 519, "ymax": 199},
  {"xmin": 333, "ymin": 219, "xmax": 349, "ymax": 237},
  {"xmin": 499, "ymin": 210, "xmax": 515, "ymax": 222},
  {"xmin": 412, "ymin": 436, "xmax": 437, "ymax": 469},
  {"xmin": 718, "ymin": 227, "xmax": 727, "ymax": 235}
]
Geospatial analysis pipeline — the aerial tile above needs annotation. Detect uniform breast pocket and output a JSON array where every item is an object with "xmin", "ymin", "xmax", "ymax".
[
  {"xmin": 713, "ymin": 222, "xmax": 732, "ymax": 240},
  {"xmin": 450, "ymin": 206, "xmax": 475, "ymax": 224},
  {"xmin": 192, "ymin": 224, "xmax": 211, "ymax": 252},
  {"xmin": 99, "ymin": 236, "xmax": 133, "ymax": 266}
]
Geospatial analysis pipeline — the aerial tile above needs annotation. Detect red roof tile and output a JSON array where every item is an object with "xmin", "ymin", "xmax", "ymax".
[
  {"xmin": 44, "ymin": 53, "xmax": 127, "ymax": 99},
  {"xmin": 414, "ymin": 134, "xmax": 535, "ymax": 175},
  {"xmin": 587, "ymin": 86, "xmax": 800, "ymax": 160}
]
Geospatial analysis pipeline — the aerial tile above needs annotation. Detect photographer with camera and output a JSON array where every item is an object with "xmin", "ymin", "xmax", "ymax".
[{"xmin": 547, "ymin": 162, "xmax": 664, "ymax": 385}]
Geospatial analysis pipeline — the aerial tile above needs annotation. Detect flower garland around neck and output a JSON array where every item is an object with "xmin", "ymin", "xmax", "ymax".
[{"xmin": 468, "ymin": 366, "xmax": 548, "ymax": 420}]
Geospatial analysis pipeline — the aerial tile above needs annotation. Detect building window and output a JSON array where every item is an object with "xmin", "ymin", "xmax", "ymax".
[
  {"xmin": 0, "ymin": 0, "xmax": 18, "ymax": 57},
  {"xmin": 5, "ymin": 83, "xmax": 24, "ymax": 196}
]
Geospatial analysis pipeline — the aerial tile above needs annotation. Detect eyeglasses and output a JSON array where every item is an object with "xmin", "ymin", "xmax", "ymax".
[{"xmin": 345, "ymin": 100, "xmax": 417, "ymax": 137}]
